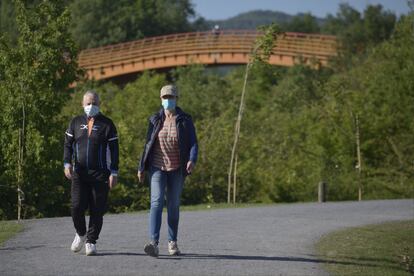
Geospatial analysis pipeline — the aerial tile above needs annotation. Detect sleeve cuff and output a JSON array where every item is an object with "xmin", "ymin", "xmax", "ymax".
[
  {"xmin": 111, "ymin": 170, "xmax": 118, "ymax": 177},
  {"xmin": 64, "ymin": 163, "xmax": 72, "ymax": 169}
]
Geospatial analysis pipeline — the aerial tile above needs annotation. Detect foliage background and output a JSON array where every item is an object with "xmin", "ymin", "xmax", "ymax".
[{"xmin": 0, "ymin": 1, "xmax": 412, "ymax": 219}]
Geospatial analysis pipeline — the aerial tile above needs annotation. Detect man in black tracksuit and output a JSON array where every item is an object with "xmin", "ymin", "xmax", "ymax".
[{"xmin": 63, "ymin": 91, "xmax": 119, "ymax": 256}]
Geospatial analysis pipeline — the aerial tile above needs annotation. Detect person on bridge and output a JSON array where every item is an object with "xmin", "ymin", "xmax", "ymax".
[
  {"xmin": 137, "ymin": 84, "xmax": 198, "ymax": 257},
  {"xmin": 63, "ymin": 91, "xmax": 119, "ymax": 256},
  {"xmin": 212, "ymin": 24, "xmax": 221, "ymax": 35}
]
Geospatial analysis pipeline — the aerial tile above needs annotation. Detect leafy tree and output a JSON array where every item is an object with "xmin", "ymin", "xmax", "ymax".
[
  {"xmin": 320, "ymin": 13, "xmax": 414, "ymax": 199},
  {"xmin": 0, "ymin": 0, "xmax": 44, "ymax": 44},
  {"xmin": 68, "ymin": 0, "xmax": 196, "ymax": 49},
  {"xmin": 322, "ymin": 4, "xmax": 396, "ymax": 56},
  {"xmin": 173, "ymin": 65, "xmax": 239, "ymax": 204},
  {"xmin": 0, "ymin": 0, "xmax": 17, "ymax": 43},
  {"xmin": 227, "ymin": 23, "xmax": 282, "ymax": 203},
  {"xmin": 363, "ymin": 5, "xmax": 396, "ymax": 45},
  {"xmin": 0, "ymin": 0, "xmax": 80, "ymax": 219},
  {"xmin": 283, "ymin": 13, "xmax": 321, "ymax": 33}
]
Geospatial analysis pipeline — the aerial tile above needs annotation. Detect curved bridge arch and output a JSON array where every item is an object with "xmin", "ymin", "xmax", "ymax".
[{"xmin": 78, "ymin": 30, "xmax": 338, "ymax": 81}]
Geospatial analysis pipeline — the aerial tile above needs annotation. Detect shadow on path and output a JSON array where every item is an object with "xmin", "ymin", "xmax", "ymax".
[
  {"xmin": 157, "ymin": 253, "xmax": 402, "ymax": 271},
  {"xmin": 97, "ymin": 251, "xmax": 146, "ymax": 256},
  {"xmin": 0, "ymin": 245, "xmax": 45, "ymax": 251}
]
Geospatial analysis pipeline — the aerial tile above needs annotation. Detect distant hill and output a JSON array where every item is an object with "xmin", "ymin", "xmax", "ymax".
[{"xmin": 196, "ymin": 10, "xmax": 325, "ymax": 31}]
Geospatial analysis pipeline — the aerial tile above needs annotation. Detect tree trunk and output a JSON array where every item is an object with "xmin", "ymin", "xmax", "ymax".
[
  {"xmin": 228, "ymin": 62, "xmax": 252, "ymax": 203},
  {"xmin": 233, "ymin": 154, "xmax": 238, "ymax": 204}
]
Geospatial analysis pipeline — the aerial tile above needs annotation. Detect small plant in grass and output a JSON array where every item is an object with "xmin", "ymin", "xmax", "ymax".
[{"xmin": 399, "ymin": 246, "xmax": 414, "ymax": 273}]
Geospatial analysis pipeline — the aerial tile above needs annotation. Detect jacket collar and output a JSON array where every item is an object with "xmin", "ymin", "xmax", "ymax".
[
  {"xmin": 151, "ymin": 107, "xmax": 187, "ymax": 124},
  {"xmin": 83, "ymin": 112, "xmax": 102, "ymax": 121}
]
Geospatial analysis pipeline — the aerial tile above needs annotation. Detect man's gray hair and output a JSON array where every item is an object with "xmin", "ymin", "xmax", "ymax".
[{"xmin": 83, "ymin": 90, "xmax": 100, "ymax": 104}]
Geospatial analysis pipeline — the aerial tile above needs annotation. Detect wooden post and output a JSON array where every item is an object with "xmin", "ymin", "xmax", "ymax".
[
  {"xmin": 233, "ymin": 155, "xmax": 238, "ymax": 204},
  {"xmin": 318, "ymin": 181, "xmax": 327, "ymax": 203},
  {"xmin": 355, "ymin": 114, "xmax": 362, "ymax": 201},
  {"xmin": 18, "ymin": 129, "xmax": 22, "ymax": 221},
  {"xmin": 17, "ymin": 97, "xmax": 25, "ymax": 221}
]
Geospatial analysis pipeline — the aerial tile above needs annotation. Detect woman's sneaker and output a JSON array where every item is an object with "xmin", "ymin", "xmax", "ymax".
[
  {"xmin": 144, "ymin": 241, "xmax": 159, "ymax": 257},
  {"xmin": 168, "ymin": 241, "xmax": 181, "ymax": 256},
  {"xmin": 70, "ymin": 233, "xmax": 86, "ymax": 252},
  {"xmin": 85, "ymin": 242, "xmax": 97, "ymax": 256}
]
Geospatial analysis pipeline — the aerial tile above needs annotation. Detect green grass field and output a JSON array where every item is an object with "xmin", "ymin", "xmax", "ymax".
[
  {"xmin": 316, "ymin": 220, "xmax": 414, "ymax": 276},
  {"xmin": 0, "ymin": 221, "xmax": 23, "ymax": 247}
]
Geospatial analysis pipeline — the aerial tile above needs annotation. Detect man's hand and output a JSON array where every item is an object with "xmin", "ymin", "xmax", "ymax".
[
  {"xmin": 137, "ymin": 171, "xmax": 145, "ymax": 183},
  {"xmin": 186, "ymin": 161, "xmax": 195, "ymax": 174},
  {"xmin": 109, "ymin": 175, "xmax": 118, "ymax": 189},
  {"xmin": 64, "ymin": 165, "xmax": 73, "ymax": 180}
]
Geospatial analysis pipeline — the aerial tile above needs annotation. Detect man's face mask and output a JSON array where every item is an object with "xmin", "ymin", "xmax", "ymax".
[
  {"xmin": 84, "ymin": 104, "xmax": 100, "ymax": 117},
  {"xmin": 162, "ymin": 99, "xmax": 176, "ymax": 110}
]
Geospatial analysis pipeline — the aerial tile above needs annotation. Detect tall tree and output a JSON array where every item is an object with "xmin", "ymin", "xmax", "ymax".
[
  {"xmin": 0, "ymin": 0, "xmax": 42, "ymax": 44},
  {"xmin": 322, "ymin": 4, "xmax": 396, "ymax": 56},
  {"xmin": 321, "ymin": 13, "xmax": 414, "ymax": 199},
  {"xmin": 227, "ymin": 24, "xmax": 282, "ymax": 203},
  {"xmin": 0, "ymin": 0, "xmax": 80, "ymax": 219},
  {"xmin": 283, "ymin": 13, "xmax": 321, "ymax": 33},
  {"xmin": 68, "ymin": 0, "xmax": 195, "ymax": 49},
  {"xmin": 0, "ymin": 0, "xmax": 17, "ymax": 43}
]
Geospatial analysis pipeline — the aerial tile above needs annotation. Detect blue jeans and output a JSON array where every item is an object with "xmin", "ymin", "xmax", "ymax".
[{"xmin": 149, "ymin": 166, "xmax": 184, "ymax": 242}]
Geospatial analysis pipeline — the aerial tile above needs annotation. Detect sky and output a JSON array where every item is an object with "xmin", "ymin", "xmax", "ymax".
[{"xmin": 191, "ymin": 0, "xmax": 411, "ymax": 20}]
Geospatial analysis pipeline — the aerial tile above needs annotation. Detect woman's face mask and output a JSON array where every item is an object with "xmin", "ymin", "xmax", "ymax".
[{"xmin": 162, "ymin": 98, "xmax": 176, "ymax": 110}]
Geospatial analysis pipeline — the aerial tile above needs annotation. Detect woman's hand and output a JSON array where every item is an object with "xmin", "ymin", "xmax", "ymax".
[
  {"xmin": 186, "ymin": 161, "xmax": 195, "ymax": 174},
  {"xmin": 137, "ymin": 171, "xmax": 145, "ymax": 183}
]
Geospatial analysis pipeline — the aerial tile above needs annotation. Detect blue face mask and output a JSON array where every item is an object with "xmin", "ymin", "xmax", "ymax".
[{"xmin": 162, "ymin": 99, "xmax": 176, "ymax": 110}]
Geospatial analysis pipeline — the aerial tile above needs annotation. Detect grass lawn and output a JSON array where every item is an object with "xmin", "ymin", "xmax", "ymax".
[
  {"xmin": 0, "ymin": 221, "xmax": 23, "ymax": 247},
  {"xmin": 316, "ymin": 220, "xmax": 414, "ymax": 276}
]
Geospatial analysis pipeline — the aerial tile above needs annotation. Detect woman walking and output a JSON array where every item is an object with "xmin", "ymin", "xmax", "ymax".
[{"xmin": 137, "ymin": 84, "xmax": 198, "ymax": 257}]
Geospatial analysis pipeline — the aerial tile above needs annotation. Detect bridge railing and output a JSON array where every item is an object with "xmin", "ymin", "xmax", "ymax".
[{"xmin": 79, "ymin": 30, "xmax": 338, "ymax": 71}]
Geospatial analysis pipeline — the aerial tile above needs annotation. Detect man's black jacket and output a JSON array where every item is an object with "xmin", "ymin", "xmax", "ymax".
[{"xmin": 64, "ymin": 113, "xmax": 119, "ymax": 174}]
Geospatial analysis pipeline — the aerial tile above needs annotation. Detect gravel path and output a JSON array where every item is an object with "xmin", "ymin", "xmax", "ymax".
[{"xmin": 1, "ymin": 199, "xmax": 412, "ymax": 275}]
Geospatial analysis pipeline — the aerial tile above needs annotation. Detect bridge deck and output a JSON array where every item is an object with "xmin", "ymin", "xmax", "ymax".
[{"xmin": 78, "ymin": 30, "xmax": 338, "ymax": 80}]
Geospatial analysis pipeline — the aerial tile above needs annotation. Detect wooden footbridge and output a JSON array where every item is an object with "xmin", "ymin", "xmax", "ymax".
[{"xmin": 78, "ymin": 30, "xmax": 338, "ymax": 81}]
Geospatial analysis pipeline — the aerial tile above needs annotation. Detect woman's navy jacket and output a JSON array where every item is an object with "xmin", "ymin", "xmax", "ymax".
[{"xmin": 138, "ymin": 107, "xmax": 198, "ymax": 176}]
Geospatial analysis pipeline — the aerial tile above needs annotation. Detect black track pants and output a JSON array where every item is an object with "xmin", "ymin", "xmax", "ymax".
[{"xmin": 71, "ymin": 170, "xmax": 109, "ymax": 244}]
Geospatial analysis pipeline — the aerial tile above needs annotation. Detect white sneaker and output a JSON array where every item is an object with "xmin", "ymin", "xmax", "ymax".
[
  {"xmin": 144, "ymin": 241, "xmax": 159, "ymax": 257},
  {"xmin": 85, "ymin": 242, "xmax": 97, "ymax": 256},
  {"xmin": 71, "ymin": 233, "xmax": 86, "ymax": 252},
  {"xmin": 168, "ymin": 241, "xmax": 181, "ymax": 256}
]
